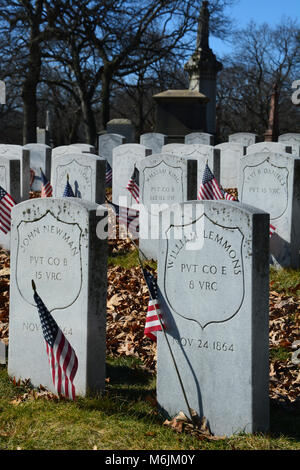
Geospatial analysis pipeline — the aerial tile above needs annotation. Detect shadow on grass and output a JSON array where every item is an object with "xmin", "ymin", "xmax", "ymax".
[
  {"xmin": 106, "ymin": 357, "xmax": 155, "ymax": 397},
  {"xmin": 270, "ymin": 400, "xmax": 300, "ymax": 441}
]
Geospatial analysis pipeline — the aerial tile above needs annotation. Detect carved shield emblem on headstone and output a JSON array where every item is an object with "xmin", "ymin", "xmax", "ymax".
[
  {"xmin": 163, "ymin": 214, "xmax": 245, "ymax": 329},
  {"xmin": 16, "ymin": 211, "xmax": 82, "ymax": 311},
  {"xmin": 141, "ymin": 160, "xmax": 183, "ymax": 214},
  {"xmin": 241, "ymin": 159, "xmax": 288, "ymax": 220}
]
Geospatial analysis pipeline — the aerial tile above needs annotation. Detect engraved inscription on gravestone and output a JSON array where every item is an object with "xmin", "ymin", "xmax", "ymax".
[
  {"xmin": 16, "ymin": 211, "xmax": 82, "ymax": 311},
  {"xmin": 241, "ymin": 158, "xmax": 288, "ymax": 220},
  {"xmin": 164, "ymin": 214, "xmax": 244, "ymax": 329},
  {"xmin": 142, "ymin": 160, "xmax": 183, "ymax": 211}
]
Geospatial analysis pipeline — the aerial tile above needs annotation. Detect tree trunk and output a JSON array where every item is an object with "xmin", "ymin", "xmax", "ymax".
[
  {"xmin": 101, "ymin": 71, "xmax": 111, "ymax": 129},
  {"xmin": 22, "ymin": 80, "xmax": 38, "ymax": 144}
]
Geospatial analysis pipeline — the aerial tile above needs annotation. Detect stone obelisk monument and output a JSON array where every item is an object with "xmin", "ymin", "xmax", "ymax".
[{"xmin": 184, "ymin": 1, "xmax": 222, "ymax": 135}]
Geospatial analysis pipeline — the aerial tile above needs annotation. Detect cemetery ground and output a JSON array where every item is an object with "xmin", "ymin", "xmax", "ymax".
[{"xmin": 0, "ymin": 195, "xmax": 299, "ymax": 450}]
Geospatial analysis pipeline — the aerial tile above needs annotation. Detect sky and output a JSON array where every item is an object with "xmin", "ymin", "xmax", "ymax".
[{"xmin": 210, "ymin": 0, "xmax": 300, "ymax": 56}]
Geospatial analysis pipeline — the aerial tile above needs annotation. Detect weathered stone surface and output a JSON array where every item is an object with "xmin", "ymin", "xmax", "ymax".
[
  {"xmin": 52, "ymin": 145, "xmax": 86, "ymax": 158},
  {"xmin": 157, "ymin": 200, "xmax": 269, "ymax": 436},
  {"xmin": 246, "ymin": 142, "xmax": 292, "ymax": 155},
  {"xmin": 215, "ymin": 143, "xmax": 246, "ymax": 189},
  {"xmin": 0, "ymin": 155, "xmax": 21, "ymax": 250},
  {"xmin": 239, "ymin": 152, "xmax": 300, "ymax": 268},
  {"xmin": 51, "ymin": 153, "xmax": 106, "ymax": 203},
  {"xmin": 185, "ymin": 132, "xmax": 214, "ymax": 146},
  {"xmin": 73, "ymin": 143, "xmax": 96, "ymax": 154},
  {"xmin": 112, "ymin": 144, "xmax": 152, "ymax": 208},
  {"xmin": 0, "ymin": 145, "xmax": 30, "ymax": 200},
  {"xmin": 139, "ymin": 153, "xmax": 197, "ymax": 259},
  {"xmin": 140, "ymin": 133, "xmax": 167, "ymax": 154},
  {"xmin": 98, "ymin": 133, "xmax": 126, "ymax": 167},
  {"xmin": 278, "ymin": 134, "xmax": 300, "ymax": 156},
  {"xmin": 228, "ymin": 133, "xmax": 258, "ymax": 147},
  {"xmin": 8, "ymin": 198, "xmax": 107, "ymax": 396},
  {"xmin": 162, "ymin": 143, "xmax": 220, "ymax": 191},
  {"xmin": 24, "ymin": 143, "xmax": 52, "ymax": 191}
]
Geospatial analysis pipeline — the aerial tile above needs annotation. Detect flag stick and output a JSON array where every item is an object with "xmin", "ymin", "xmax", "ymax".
[{"xmin": 135, "ymin": 246, "xmax": 197, "ymax": 427}]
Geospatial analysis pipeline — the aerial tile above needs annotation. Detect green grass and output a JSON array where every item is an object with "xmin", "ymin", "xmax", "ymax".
[
  {"xmin": 270, "ymin": 267, "xmax": 300, "ymax": 296},
  {"xmin": 0, "ymin": 358, "xmax": 299, "ymax": 450},
  {"xmin": 108, "ymin": 248, "xmax": 157, "ymax": 270}
]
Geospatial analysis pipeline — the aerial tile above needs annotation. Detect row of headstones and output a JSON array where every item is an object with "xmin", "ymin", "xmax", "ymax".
[
  {"xmin": 111, "ymin": 140, "xmax": 300, "ymax": 268},
  {"xmin": 1, "ymin": 138, "xmax": 300, "ymax": 270},
  {"xmin": 7, "ymin": 195, "xmax": 269, "ymax": 437}
]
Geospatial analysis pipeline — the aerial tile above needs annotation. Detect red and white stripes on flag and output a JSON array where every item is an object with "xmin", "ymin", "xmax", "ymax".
[
  {"xmin": 144, "ymin": 299, "xmax": 164, "ymax": 341},
  {"xmin": 45, "ymin": 328, "xmax": 78, "ymax": 400},
  {"xmin": 126, "ymin": 167, "xmax": 139, "ymax": 203},
  {"xmin": 0, "ymin": 186, "xmax": 16, "ymax": 234},
  {"xmin": 142, "ymin": 268, "xmax": 164, "ymax": 342},
  {"xmin": 40, "ymin": 169, "xmax": 53, "ymax": 198},
  {"xmin": 198, "ymin": 163, "xmax": 223, "ymax": 200},
  {"xmin": 270, "ymin": 224, "xmax": 276, "ymax": 238},
  {"xmin": 33, "ymin": 287, "xmax": 78, "ymax": 400}
]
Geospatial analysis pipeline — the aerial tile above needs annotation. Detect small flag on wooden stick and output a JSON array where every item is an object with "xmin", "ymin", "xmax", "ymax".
[
  {"xmin": 142, "ymin": 268, "xmax": 164, "ymax": 341},
  {"xmin": 40, "ymin": 168, "xmax": 53, "ymax": 198},
  {"xmin": 0, "ymin": 185, "xmax": 16, "ymax": 234},
  {"xmin": 32, "ymin": 280, "xmax": 78, "ymax": 400},
  {"xmin": 126, "ymin": 167, "xmax": 139, "ymax": 203},
  {"xmin": 63, "ymin": 174, "xmax": 75, "ymax": 197}
]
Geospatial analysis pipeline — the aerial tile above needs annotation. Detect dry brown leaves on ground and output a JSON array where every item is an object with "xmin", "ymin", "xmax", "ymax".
[
  {"xmin": 269, "ymin": 290, "xmax": 300, "ymax": 406},
  {"xmin": 107, "ymin": 265, "xmax": 157, "ymax": 370},
  {"xmin": 163, "ymin": 410, "xmax": 226, "ymax": 441}
]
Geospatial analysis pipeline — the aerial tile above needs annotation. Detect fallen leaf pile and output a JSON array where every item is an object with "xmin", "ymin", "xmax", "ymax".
[
  {"xmin": 106, "ymin": 265, "xmax": 157, "ymax": 370},
  {"xmin": 269, "ymin": 290, "xmax": 300, "ymax": 406},
  {"xmin": 163, "ymin": 410, "xmax": 225, "ymax": 441},
  {"xmin": 9, "ymin": 378, "xmax": 60, "ymax": 404}
]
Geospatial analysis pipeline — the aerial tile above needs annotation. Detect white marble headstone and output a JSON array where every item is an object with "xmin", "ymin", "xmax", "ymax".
[
  {"xmin": 215, "ymin": 143, "xmax": 246, "ymax": 189},
  {"xmin": 51, "ymin": 153, "xmax": 106, "ymax": 203},
  {"xmin": 139, "ymin": 153, "xmax": 197, "ymax": 260},
  {"xmin": 246, "ymin": 142, "xmax": 292, "ymax": 156},
  {"xmin": 24, "ymin": 143, "xmax": 52, "ymax": 191},
  {"xmin": 239, "ymin": 152, "xmax": 300, "ymax": 268},
  {"xmin": 8, "ymin": 197, "xmax": 107, "ymax": 396},
  {"xmin": 112, "ymin": 144, "xmax": 152, "ymax": 208},
  {"xmin": 157, "ymin": 200, "xmax": 269, "ymax": 436},
  {"xmin": 98, "ymin": 133, "xmax": 126, "ymax": 167},
  {"xmin": 185, "ymin": 133, "xmax": 214, "ymax": 146},
  {"xmin": 162, "ymin": 144, "xmax": 220, "ymax": 192},
  {"xmin": 228, "ymin": 133, "xmax": 258, "ymax": 147},
  {"xmin": 140, "ymin": 133, "xmax": 167, "ymax": 154},
  {"xmin": 0, "ymin": 145, "xmax": 30, "ymax": 200}
]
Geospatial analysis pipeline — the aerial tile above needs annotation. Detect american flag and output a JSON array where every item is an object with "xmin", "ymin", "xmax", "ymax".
[
  {"xmin": 33, "ymin": 285, "xmax": 78, "ymax": 400},
  {"xmin": 0, "ymin": 186, "xmax": 16, "ymax": 234},
  {"xmin": 198, "ymin": 163, "xmax": 223, "ymax": 200},
  {"xmin": 105, "ymin": 162, "xmax": 112, "ymax": 186},
  {"xmin": 40, "ymin": 169, "xmax": 53, "ymax": 198},
  {"xmin": 30, "ymin": 168, "xmax": 35, "ymax": 188},
  {"xmin": 63, "ymin": 177, "xmax": 75, "ymax": 197},
  {"xmin": 270, "ymin": 224, "xmax": 276, "ymax": 238},
  {"xmin": 109, "ymin": 200, "xmax": 139, "ymax": 236},
  {"xmin": 143, "ymin": 268, "xmax": 164, "ymax": 342},
  {"xmin": 126, "ymin": 167, "xmax": 139, "ymax": 203},
  {"xmin": 221, "ymin": 188, "xmax": 237, "ymax": 201}
]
